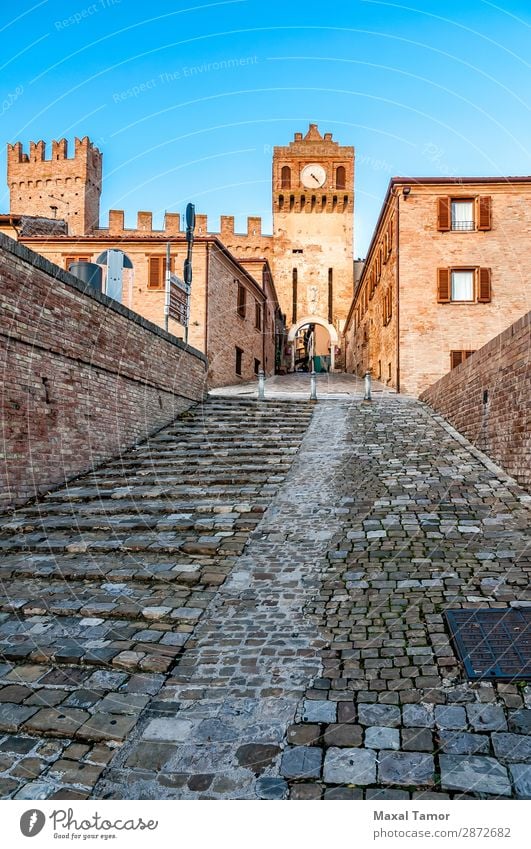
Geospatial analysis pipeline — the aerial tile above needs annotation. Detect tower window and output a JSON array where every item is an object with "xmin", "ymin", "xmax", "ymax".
[
  {"xmin": 292, "ymin": 269, "xmax": 298, "ymax": 324},
  {"xmin": 328, "ymin": 269, "xmax": 333, "ymax": 324},
  {"xmin": 281, "ymin": 166, "xmax": 291, "ymax": 190},
  {"xmin": 237, "ymin": 282, "xmax": 246, "ymax": 317},
  {"xmin": 235, "ymin": 346, "xmax": 243, "ymax": 376},
  {"xmin": 336, "ymin": 166, "xmax": 346, "ymax": 190}
]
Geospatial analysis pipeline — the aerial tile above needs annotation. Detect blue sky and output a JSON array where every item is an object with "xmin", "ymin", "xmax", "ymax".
[{"xmin": 1, "ymin": 0, "xmax": 530, "ymax": 254}]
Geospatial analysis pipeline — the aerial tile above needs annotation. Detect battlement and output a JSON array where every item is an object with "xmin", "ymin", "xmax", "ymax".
[
  {"xmin": 104, "ymin": 210, "xmax": 269, "ymax": 239},
  {"xmin": 7, "ymin": 136, "xmax": 101, "ymax": 164}
]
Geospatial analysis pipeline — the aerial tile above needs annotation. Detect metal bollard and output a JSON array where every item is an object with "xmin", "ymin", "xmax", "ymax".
[
  {"xmin": 258, "ymin": 367, "xmax": 265, "ymax": 401},
  {"xmin": 310, "ymin": 370, "xmax": 317, "ymax": 401},
  {"xmin": 364, "ymin": 370, "xmax": 372, "ymax": 402}
]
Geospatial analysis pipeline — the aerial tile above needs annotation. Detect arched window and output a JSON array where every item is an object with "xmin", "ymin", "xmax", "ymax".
[
  {"xmin": 281, "ymin": 165, "xmax": 291, "ymax": 189},
  {"xmin": 336, "ymin": 166, "xmax": 346, "ymax": 190}
]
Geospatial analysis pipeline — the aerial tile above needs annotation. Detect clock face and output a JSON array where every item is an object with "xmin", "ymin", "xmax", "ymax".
[{"xmin": 301, "ymin": 163, "xmax": 327, "ymax": 189}]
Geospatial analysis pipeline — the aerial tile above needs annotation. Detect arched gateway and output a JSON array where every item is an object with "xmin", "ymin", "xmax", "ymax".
[{"xmin": 288, "ymin": 316, "xmax": 339, "ymax": 372}]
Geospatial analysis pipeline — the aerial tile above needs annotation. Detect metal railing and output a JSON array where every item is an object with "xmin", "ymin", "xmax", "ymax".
[{"xmin": 451, "ymin": 220, "xmax": 474, "ymax": 231}]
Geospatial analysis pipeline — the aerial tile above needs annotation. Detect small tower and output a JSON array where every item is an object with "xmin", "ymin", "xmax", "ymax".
[
  {"xmin": 7, "ymin": 136, "xmax": 102, "ymax": 235},
  {"xmin": 272, "ymin": 125, "xmax": 355, "ymax": 361}
]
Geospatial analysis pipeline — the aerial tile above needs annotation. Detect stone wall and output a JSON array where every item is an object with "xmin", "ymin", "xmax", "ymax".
[
  {"xmin": 0, "ymin": 234, "xmax": 207, "ymax": 510},
  {"xmin": 420, "ymin": 311, "xmax": 530, "ymax": 489}
]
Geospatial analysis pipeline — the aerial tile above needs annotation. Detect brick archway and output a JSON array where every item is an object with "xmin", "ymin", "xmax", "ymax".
[{"xmin": 288, "ymin": 316, "xmax": 338, "ymax": 372}]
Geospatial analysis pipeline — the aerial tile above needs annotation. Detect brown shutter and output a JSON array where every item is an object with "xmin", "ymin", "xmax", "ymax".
[
  {"xmin": 148, "ymin": 256, "xmax": 163, "ymax": 288},
  {"xmin": 78, "ymin": 256, "xmax": 90, "ymax": 263},
  {"xmin": 437, "ymin": 268, "xmax": 451, "ymax": 302},
  {"xmin": 450, "ymin": 351, "xmax": 463, "ymax": 369},
  {"xmin": 65, "ymin": 256, "xmax": 76, "ymax": 270},
  {"xmin": 477, "ymin": 195, "xmax": 492, "ymax": 230},
  {"xmin": 387, "ymin": 219, "xmax": 393, "ymax": 254},
  {"xmin": 437, "ymin": 197, "xmax": 451, "ymax": 231},
  {"xmin": 478, "ymin": 267, "xmax": 492, "ymax": 302}
]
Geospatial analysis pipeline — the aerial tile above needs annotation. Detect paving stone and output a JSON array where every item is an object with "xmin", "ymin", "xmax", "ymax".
[
  {"xmin": 402, "ymin": 704, "xmax": 434, "ymax": 728},
  {"xmin": 287, "ymin": 724, "xmax": 321, "ymax": 746},
  {"xmin": 508, "ymin": 710, "xmax": 531, "ymax": 734},
  {"xmin": 365, "ymin": 726, "xmax": 400, "ymax": 750},
  {"xmin": 48, "ymin": 759, "xmax": 104, "ymax": 786},
  {"xmin": 235, "ymin": 744, "xmax": 281, "ymax": 775},
  {"xmin": 78, "ymin": 713, "xmax": 137, "ymax": 742},
  {"xmin": 290, "ymin": 783, "xmax": 322, "ymax": 800},
  {"xmin": 337, "ymin": 703, "xmax": 357, "ymax": 724},
  {"xmin": 142, "ymin": 718, "xmax": 194, "ymax": 742},
  {"xmin": 441, "ymin": 753, "xmax": 513, "ymax": 799},
  {"xmin": 467, "ymin": 705, "xmax": 508, "ymax": 732},
  {"xmin": 0, "ymin": 703, "xmax": 38, "ymax": 732},
  {"xmin": 492, "ymin": 733, "xmax": 531, "ymax": 763},
  {"xmin": 323, "ymin": 786, "xmax": 363, "ymax": 800},
  {"xmin": 322, "ymin": 724, "xmax": 363, "ymax": 748},
  {"xmin": 24, "ymin": 707, "xmax": 89, "ymax": 737},
  {"xmin": 301, "ymin": 700, "xmax": 337, "ymax": 723},
  {"xmin": 96, "ymin": 693, "xmax": 150, "ymax": 715},
  {"xmin": 434, "ymin": 705, "xmax": 467, "ymax": 730},
  {"xmin": 509, "ymin": 764, "xmax": 531, "ymax": 799},
  {"xmin": 438, "ymin": 732, "xmax": 490, "ymax": 755},
  {"xmin": 378, "ymin": 752, "xmax": 435, "ymax": 787},
  {"xmin": 0, "ymin": 777, "xmax": 19, "ymax": 796},
  {"xmin": 358, "ymin": 703, "xmax": 401, "ymax": 727},
  {"xmin": 0, "ymin": 735, "xmax": 36, "ymax": 754},
  {"xmin": 256, "ymin": 777, "xmax": 288, "ymax": 800},
  {"xmin": 280, "ymin": 746, "xmax": 323, "ymax": 780},
  {"xmin": 366, "ymin": 788, "xmax": 409, "ymax": 800},
  {"xmin": 125, "ymin": 742, "xmax": 178, "ymax": 771},
  {"xmin": 323, "ymin": 747, "xmax": 376, "ymax": 785},
  {"xmin": 401, "ymin": 728, "xmax": 433, "ymax": 752}
]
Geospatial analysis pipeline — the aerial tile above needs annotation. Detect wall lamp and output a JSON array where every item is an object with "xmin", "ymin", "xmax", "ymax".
[{"xmin": 402, "ymin": 186, "xmax": 411, "ymax": 199}]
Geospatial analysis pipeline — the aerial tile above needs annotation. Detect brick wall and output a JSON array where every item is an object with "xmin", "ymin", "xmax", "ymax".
[
  {"xmin": 0, "ymin": 234, "xmax": 207, "ymax": 510},
  {"xmin": 420, "ymin": 311, "xmax": 530, "ymax": 489}
]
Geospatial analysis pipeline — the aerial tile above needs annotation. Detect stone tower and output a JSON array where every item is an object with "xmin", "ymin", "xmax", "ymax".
[
  {"xmin": 272, "ymin": 124, "xmax": 354, "ymax": 350},
  {"xmin": 7, "ymin": 137, "xmax": 102, "ymax": 235}
]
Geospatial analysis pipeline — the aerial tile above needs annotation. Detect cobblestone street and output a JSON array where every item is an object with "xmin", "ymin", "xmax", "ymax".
[{"xmin": 0, "ymin": 385, "xmax": 529, "ymax": 800}]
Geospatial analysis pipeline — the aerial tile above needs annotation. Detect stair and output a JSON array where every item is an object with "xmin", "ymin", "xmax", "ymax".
[{"xmin": 0, "ymin": 398, "xmax": 313, "ymax": 767}]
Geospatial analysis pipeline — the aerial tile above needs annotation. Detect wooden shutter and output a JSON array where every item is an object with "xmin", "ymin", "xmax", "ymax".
[
  {"xmin": 387, "ymin": 219, "xmax": 393, "ymax": 254},
  {"xmin": 477, "ymin": 195, "xmax": 492, "ymax": 231},
  {"xmin": 437, "ymin": 268, "xmax": 451, "ymax": 302},
  {"xmin": 148, "ymin": 256, "xmax": 163, "ymax": 289},
  {"xmin": 65, "ymin": 256, "xmax": 76, "ymax": 270},
  {"xmin": 450, "ymin": 350, "xmax": 463, "ymax": 369},
  {"xmin": 437, "ymin": 197, "xmax": 451, "ymax": 231},
  {"xmin": 478, "ymin": 267, "xmax": 492, "ymax": 302}
]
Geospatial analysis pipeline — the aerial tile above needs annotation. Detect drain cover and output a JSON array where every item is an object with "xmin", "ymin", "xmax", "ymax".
[{"xmin": 445, "ymin": 608, "xmax": 531, "ymax": 681}]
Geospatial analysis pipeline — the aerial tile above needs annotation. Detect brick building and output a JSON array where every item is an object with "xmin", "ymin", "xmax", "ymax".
[{"xmin": 343, "ymin": 177, "xmax": 531, "ymax": 395}]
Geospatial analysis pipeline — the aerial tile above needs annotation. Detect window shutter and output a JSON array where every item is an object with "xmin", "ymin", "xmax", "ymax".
[
  {"xmin": 478, "ymin": 267, "xmax": 492, "ymax": 302},
  {"xmin": 477, "ymin": 195, "xmax": 492, "ymax": 231},
  {"xmin": 437, "ymin": 197, "xmax": 451, "ymax": 231},
  {"xmin": 78, "ymin": 256, "xmax": 90, "ymax": 263},
  {"xmin": 437, "ymin": 268, "xmax": 451, "ymax": 302},
  {"xmin": 387, "ymin": 219, "xmax": 393, "ymax": 254},
  {"xmin": 148, "ymin": 256, "xmax": 163, "ymax": 288},
  {"xmin": 450, "ymin": 351, "xmax": 463, "ymax": 369},
  {"xmin": 65, "ymin": 256, "xmax": 76, "ymax": 270}
]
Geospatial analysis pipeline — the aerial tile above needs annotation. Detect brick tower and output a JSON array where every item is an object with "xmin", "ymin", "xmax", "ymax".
[
  {"xmin": 7, "ymin": 136, "xmax": 102, "ymax": 235},
  {"xmin": 272, "ymin": 124, "xmax": 354, "ymax": 366}
]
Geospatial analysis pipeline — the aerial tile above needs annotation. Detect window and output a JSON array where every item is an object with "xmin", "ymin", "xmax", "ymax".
[
  {"xmin": 328, "ymin": 268, "xmax": 333, "ymax": 324},
  {"xmin": 451, "ymin": 269, "xmax": 474, "ymax": 301},
  {"xmin": 336, "ymin": 166, "xmax": 346, "ymax": 190},
  {"xmin": 292, "ymin": 269, "xmax": 298, "ymax": 324},
  {"xmin": 437, "ymin": 267, "xmax": 492, "ymax": 303},
  {"xmin": 292, "ymin": 249, "xmax": 303, "ymax": 254},
  {"xmin": 237, "ymin": 282, "xmax": 246, "ymax": 317},
  {"xmin": 451, "ymin": 199, "xmax": 474, "ymax": 231},
  {"xmin": 65, "ymin": 255, "xmax": 90, "ymax": 269},
  {"xmin": 378, "ymin": 360, "xmax": 382, "ymax": 380},
  {"xmin": 450, "ymin": 350, "xmax": 476, "ymax": 369},
  {"xmin": 255, "ymin": 301, "xmax": 262, "ymax": 330},
  {"xmin": 235, "ymin": 346, "xmax": 243, "ymax": 376},
  {"xmin": 281, "ymin": 166, "xmax": 291, "ymax": 190},
  {"xmin": 148, "ymin": 256, "xmax": 165, "ymax": 289},
  {"xmin": 438, "ymin": 195, "xmax": 492, "ymax": 232},
  {"xmin": 254, "ymin": 358, "xmax": 261, "ymax": 375}
]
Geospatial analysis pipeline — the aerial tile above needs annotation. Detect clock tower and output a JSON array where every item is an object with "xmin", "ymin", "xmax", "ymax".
[{"xmin": 272, "ymin": 124, "xmax": 354, "ymax": 370}]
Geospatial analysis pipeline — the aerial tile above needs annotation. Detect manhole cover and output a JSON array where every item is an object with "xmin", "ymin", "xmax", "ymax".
[{"xmin": 445, "ymin": 608, "xmax": 531, "ymax": 681}]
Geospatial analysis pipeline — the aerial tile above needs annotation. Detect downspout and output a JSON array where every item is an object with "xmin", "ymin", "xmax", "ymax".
[{"xmin": 395, "ymin": 190, "xmax": 400, "ymax": 394}]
